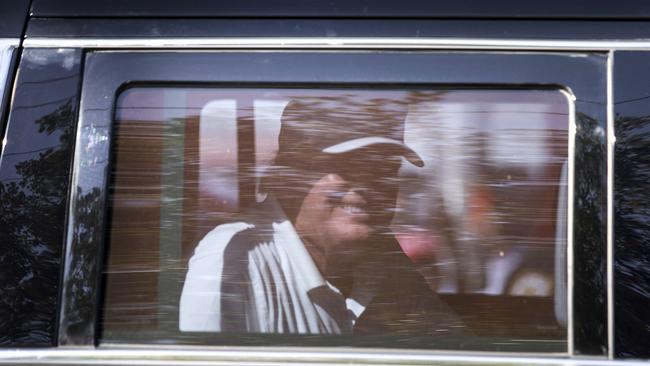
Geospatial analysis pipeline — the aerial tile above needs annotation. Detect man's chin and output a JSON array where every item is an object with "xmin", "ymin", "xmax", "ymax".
[
  {"xmin": 334, "ymin": 225, "xmax": 373, "ymax": 243},
  {"xmin": 328, "ymin": 233, "xmax": 375, "ymax": 262}
]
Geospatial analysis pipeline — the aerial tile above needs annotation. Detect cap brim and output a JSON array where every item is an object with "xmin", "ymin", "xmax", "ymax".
[{"xmin": 322, "ymin": 137, "xmax": 424, "ymax": 167}]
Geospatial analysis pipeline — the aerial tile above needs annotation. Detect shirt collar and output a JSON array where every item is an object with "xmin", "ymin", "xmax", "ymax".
[
  {"xmin": 272, "ymin": 219, "xmax": 327, "ymax": 291},
  {"xmin": 272, "ymin": 219, "xmax": 384, "ymax": 319}
]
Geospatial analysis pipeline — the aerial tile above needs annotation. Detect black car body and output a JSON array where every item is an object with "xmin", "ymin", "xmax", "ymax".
[{"xmin": 1, "ymin": 1, "xmax": 650, "ymax": 365}]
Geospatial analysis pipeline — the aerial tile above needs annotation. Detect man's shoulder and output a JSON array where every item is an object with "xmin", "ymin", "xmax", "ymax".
[
  {"xmin": 192, "ymin": 221, "xmax": 256, "ymax": 257},
  {"xmin": 180, "ymin": 221, "xmax": 259, "ymax": 332}
]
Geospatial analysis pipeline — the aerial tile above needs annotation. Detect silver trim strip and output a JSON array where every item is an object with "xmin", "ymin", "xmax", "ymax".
[
  {"xmin": 0, "ymin": 38, "xmax": 19, "ymax": 48},
  {"xmin": 20, "ymin": 37, "xmax": 650, "ymax": 50},
  {"xmin": 0, "ymin": 42, "xmax": 15, "ymax": 160},
  {"xmin": 563, "ymin": 89, "xmax": 577, "ymax": 356},
  {"xmin": 0, "ymin": 348, "xmax": 641, "ymax": 366},
  {"xmin": 606, "ymin": 51, "xmax": 616, "ymax": 359}
]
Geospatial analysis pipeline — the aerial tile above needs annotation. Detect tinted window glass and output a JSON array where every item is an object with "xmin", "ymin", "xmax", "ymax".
[{"xmin": 102, "ymin": 87, "xmax": 569, "ymax": 351}]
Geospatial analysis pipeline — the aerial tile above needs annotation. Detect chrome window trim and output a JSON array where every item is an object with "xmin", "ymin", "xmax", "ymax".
[
  {"xmin": 563, "ymin": 89, "xmax": 577, "ymax": 356},
  {"xmin": 0, "ymin": 38, "xmax": 19, "ymax": 48},
  {"xmin": 0, "ymin": 348, "xmax": 643, "ymax": 366},
  {"xmin": 0, "ymin": 39, "xmax": 16, "ymax": 150},
  {"xmin": 20, "ymin": 37, "xmax": 650, "ymax": 50},
  {"xmin": 606, "ymin": 51, "xmax": 616, "ymax": 360}
]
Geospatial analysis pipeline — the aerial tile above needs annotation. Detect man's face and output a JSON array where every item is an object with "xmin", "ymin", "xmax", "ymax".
[{"xmin": 294, "ymin": 151, "xmax": 402, "ymax": 268}]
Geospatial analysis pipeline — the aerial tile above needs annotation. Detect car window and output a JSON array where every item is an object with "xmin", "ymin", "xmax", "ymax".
[{"xmin": 101, "ymin": 87, "xmax": 569, "ymax": 352}]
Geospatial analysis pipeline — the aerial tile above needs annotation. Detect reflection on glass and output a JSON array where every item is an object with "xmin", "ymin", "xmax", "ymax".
[
  {"xmin": 0, "ymin": 49, "xmax": 81, "ymax": 346},
  {"xmin": 103, "ymin": 88, "xmax": 569, "ymax": 350}
]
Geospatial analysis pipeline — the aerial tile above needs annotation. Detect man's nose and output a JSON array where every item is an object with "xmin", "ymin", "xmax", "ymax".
[
  {"xmin": 342, "ymin": 187, "xmax": 369, "ymax": 203},
  {"xmin": 349, "ymin": 186, "xmax": 369, "ymax": 194}
]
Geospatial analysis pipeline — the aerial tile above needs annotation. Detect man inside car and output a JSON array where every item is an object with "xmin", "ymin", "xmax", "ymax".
[{"xmin": 179, "ymin": 95, "xmax": 460, "ymax": 335}]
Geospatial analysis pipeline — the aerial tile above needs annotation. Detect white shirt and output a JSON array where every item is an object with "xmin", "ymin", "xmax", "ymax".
[{"xmin": 179, "ymin": 219, "xmax": 376, "ymax": 334}]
